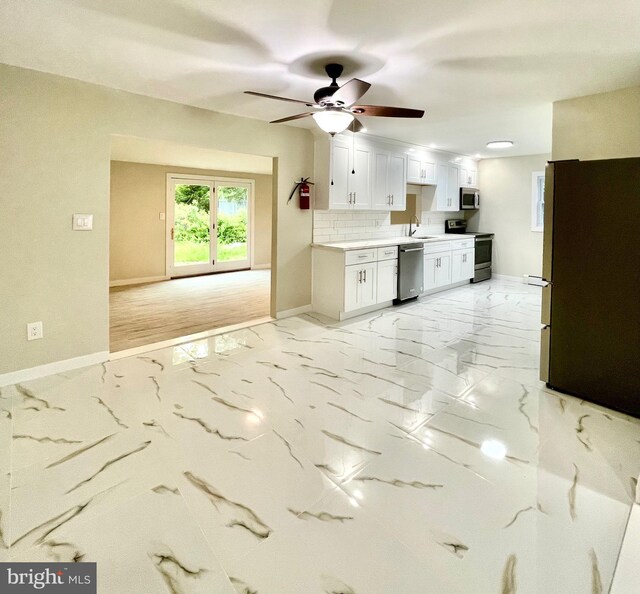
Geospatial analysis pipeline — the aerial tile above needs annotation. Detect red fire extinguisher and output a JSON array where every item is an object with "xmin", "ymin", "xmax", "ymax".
[
  {"xmin": 288, "ymin": 178, "xmax": 314, "ymax": 210},
  {"xmin": 299, "ymin": 180, "xmax": 310, "ymax": 210}
]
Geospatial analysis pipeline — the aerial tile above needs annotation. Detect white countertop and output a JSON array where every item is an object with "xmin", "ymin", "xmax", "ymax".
[{"xmin": 312, "ymin": 234, "xmax": 470, "ymax": 252}]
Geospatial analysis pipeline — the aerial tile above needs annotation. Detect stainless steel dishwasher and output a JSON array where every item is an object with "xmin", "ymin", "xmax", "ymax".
[{"xmin": 394, "ymin": 243, "xmax": 424, "ymax": 303}]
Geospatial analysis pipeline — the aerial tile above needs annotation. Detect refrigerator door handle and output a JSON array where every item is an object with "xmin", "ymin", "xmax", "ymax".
[
  {"xmin": 541, "ymin": 283, "xmax": 552, "ymax": 325},
  {"xmin": 540, "ymin": 325, "xmax": 550, "ymax": 383}
]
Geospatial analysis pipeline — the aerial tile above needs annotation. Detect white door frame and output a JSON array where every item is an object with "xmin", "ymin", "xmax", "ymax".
[{"xmin": 166, "ymin": 173, "xmax": 255, "ymax": 277}]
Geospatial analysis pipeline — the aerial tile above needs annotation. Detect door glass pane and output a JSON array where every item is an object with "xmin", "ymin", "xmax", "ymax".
[
  {"xmin": 217, "ymin": 185, "xmax": 248, "ymax": 262},
  {"xmin": 174, "ymin": 184, "xmax": 210, "ymax": 266}
]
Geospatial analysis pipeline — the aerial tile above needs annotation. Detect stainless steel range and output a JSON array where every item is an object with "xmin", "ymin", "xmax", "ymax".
[{"xmin": 445, "ymin": 219, "xmax": 494, "ymax": 283}]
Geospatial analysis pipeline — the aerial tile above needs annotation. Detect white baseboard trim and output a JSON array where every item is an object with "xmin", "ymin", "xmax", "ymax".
[
  {"xmin": 109, "ymin": 276, "xmax": 169, "ymax": 287},
  {"xmin": 275, "ymin": 304, "xmax": 312, "ymax": 319},
  {"xmin": 251, "ymin": 264, "xmax": 271, "ymax": 270},
  {"xmin": 492, "ymin": 274, "xmax": 523, "ymax": 282},
  {"xmin": 0, "ymin": 351, "xmax": 110, "ymax": 387}
]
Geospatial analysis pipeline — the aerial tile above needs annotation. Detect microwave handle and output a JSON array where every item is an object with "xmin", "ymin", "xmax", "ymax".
[{"xmin": 475, "ymin": 192, "xmax": 480, "ymax": 208}]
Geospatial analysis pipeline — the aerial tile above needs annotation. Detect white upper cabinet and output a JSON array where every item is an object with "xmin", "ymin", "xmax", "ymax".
[
  {"xmin": 435, "ymin": 163, "xmax": 460, "ymax": 211},
  {"xmin": 314, "ymin": 135, "xmax": 372, "ymax": 210},
  {"xmin": 406, "ymin": 152, "xmax": 437, "ymax": 185},
  {"xmin": 372, "ymin": 145, "xmax": 407, "ymax": 210},
  {"xmin": 314, "ymin": 133, "xmax": 474, "ymax": 211},
  {"xmin": 460, "ymin": 166, "xmax": 477, "ymax": 188},
  {"xmin": 351, "ymin": 144, "xmax": 372, "ymax": 210}
]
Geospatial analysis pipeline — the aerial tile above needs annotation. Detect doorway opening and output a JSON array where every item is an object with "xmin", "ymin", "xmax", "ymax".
[{"xmin": 108, "ymin": 135, "xmax": 274, "ymax": 354}]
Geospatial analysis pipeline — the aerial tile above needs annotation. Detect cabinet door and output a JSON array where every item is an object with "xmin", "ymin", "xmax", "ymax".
[
  {"xmin": 388, "ymin": 154, "xmax": 406, "ymax": 211},
  {"xmin": 436, "ymin": 253, "xmax": 452, "ymax": 286},
  {"xmin": 360, "ymin": 263, "xmax": 377, "ymax": 307},
  {"xmin": 344, "ymin": 265, "xmax": 362, "ymax": 312},
  {"xmin": 376, "ymin": 259, "xmax": 397, "ymax": 302},
  {"xmin": 468, "ymin": 169, "xmax": 477, "ymax": 187},
  {"xmin": 351, "ymin": 145, "xmax": 372, "ymax": 209},
  {"xmin": 423, "ymin": 160, "xmax": 437, "ymax": 184},
  {"xmin": 451, "ymin": 251, "xmax": 464, "ymax": 283},
  {"xmin": 330, "ymin": 141, "xmax": 351, "ymax": 209},
  {"xmin": 372, "ymin": 150, "xmax": 391, "ymax": 209},
  {"xmin": 446, "ymin": 166, "xmax": 459, "ymax": 211},
  {"xmin": 424, "ymin": 255, "xmax": 438, "ymax": 291},
  {"xmin": 461, "ymin": 248, "xmax": 475, "ymax": 279},
  {"xmin": 407, "ymin": 156, "xmax": 423, "ymax": 184},
  {"xmin": 435, "ymin": 164, "xmax": 449, "ymax": 211}
]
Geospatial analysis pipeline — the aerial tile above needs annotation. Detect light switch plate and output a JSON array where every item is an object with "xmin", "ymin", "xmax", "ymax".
[
  {"xmin": 73, "ymin": 214, "xmax": 93, "ymax": 231},
  {"xmin": 159, "ymin": 212, "xmax": 165, "ymax": 220}
]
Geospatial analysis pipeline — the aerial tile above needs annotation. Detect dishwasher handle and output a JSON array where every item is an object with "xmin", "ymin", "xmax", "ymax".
[{"xmin": 400, "ymin": 246, "xmax": 424, "ymax": 253}]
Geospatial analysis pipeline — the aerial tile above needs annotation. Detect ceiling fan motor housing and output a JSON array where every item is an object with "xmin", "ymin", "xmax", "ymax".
[{"xmin": 313, "ymin": 63, "xmax": 345, "ymax": 106}]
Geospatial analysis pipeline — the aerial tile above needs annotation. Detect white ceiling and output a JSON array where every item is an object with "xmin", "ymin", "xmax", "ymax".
[
  {"xmin": 111, "ymin": 135, "xmax": 273, "ymax": 174},
  {"xmin": 1, "ymin": 0, "xmax": 639, "ymax": 157}
]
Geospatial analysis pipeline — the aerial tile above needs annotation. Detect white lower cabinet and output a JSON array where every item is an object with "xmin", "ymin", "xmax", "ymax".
[
  {"xmin": 376, "ymin": 258, "xmax": 398, "ymax": 302},
  {"xmin": 425, "ymin": 253, "xmax": 451, "ymax": 290},
  {"xmin": 313, "ymin": 246, "xmax": 397, "ymax": 320},
  {"xmin": 313, "ymin": 240, "xmax": 474, "ymax": 320},
  {"xmin": 344, "ymin": 263, "xmax": 377, "ymax": 312},
  {"xmin": 451, "ymin": 248, "xmax": 475, "ymax": 283}
]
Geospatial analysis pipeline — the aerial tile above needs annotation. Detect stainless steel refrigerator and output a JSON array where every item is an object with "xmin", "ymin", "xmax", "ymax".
[{"xmin": 540, "ymin": 158, "xmax": 640, "ymax": 417}]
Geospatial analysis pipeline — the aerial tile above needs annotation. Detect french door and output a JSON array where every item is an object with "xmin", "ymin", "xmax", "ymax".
[{"xmin": 167, "ymin": 175, "xmax": 252, "ymax": 277}]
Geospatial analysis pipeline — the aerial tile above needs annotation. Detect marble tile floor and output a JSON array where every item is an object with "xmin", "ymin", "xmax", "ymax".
[{"xmin": 1, "ymin": 279, "xmax": 639, "ymax": 593}]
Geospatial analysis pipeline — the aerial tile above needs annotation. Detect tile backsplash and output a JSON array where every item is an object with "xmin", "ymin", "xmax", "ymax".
[{"xmin": 312, "ymin": 209, "xmax": 452, "ymax": 243}]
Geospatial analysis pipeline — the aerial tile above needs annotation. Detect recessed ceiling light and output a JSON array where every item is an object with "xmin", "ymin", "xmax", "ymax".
[
  {"xmin": 408, "ymin": 148, "xmax": 415, "ymax": 152},
  {"xmin": 429, "ymin": 143, "xmax": 436, "ymax": 148},
  {"xmin": 486, "ymin": 140, "xmax": 514, "ymax": 149},
  {"xmin": 475, "ymin": 153, "xmax": 481, "ymax": 158}
]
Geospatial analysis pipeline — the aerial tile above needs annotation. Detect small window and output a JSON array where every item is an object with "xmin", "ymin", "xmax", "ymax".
[{"xmin": 531, "ymin": 171, "xmax": 545, "ymax": 232}]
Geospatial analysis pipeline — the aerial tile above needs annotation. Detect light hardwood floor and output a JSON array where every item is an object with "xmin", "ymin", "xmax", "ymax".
[{"xmin": 109, "ymin": 269, "xmax": 271, "ymax": 352}]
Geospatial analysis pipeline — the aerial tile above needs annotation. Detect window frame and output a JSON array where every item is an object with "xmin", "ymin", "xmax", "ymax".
[{"xmin": 531, "ymin": 171, "xmax": 545, "ymax": 233}]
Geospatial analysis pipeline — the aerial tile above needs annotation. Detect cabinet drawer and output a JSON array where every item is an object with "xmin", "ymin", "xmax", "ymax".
[
  {"xmin": 423, "ymin": 242, "xmax": 451, "ymax": 255},
  {"xmin": 376, "ymin": 246, "xmax": 399, "ymax": 261},
  {"xmin": 345, "ymin": 248, "xmax": 377, "ymax": 265},
  {"xmin": 450, "ymin": 239, "xmax": 475, "ymax": 250}
]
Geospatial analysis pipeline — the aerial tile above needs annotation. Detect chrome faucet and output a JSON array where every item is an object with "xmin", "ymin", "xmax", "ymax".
[{"xmin": 409, "ymin": 215, "xmax": 421, "ymax": 236}]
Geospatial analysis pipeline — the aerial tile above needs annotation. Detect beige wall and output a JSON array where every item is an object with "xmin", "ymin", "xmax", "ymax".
[
  {"xmin": 468, "ymin": 154, "xmax": 550, "ymax": 278},
  {"xmin": 0, "ymin": 64, "xmax": 313, "ymax": 375},
  {"xmin": 110, "ymin": 162, "xmax": 272, "ymax": 282},
  {"xmin": 553, "ymin": 85, "xmax": 640, "ymax": 160}
]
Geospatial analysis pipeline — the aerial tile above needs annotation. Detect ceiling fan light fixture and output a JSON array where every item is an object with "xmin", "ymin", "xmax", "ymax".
[
  {"xmin": 486, "ymin": 140, "xmax": 514, "ymax": 149},
  {"xmin": 312, "ymin": 110, "xmax": 354, "ymax": 135}
]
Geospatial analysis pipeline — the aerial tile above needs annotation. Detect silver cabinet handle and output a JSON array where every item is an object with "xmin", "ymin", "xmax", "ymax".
[
  {"xmin": 358, "ymin": 270, "xmax": 362, "ymax": 283},
  {"xmin": 358, "ymin": 254, "xmax": 367, "ymax": 259},
  {"xmin": 363, "ymin": 269, "xmax": 367, "ymax": 283},
  {"xmin": 391, "ymin": 194, "xmax": 394, "ymax": 204}
]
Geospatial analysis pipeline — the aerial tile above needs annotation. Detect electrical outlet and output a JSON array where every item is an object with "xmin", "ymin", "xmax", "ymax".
[{"xmin": 27, "ymin": 321, "xmax": 43, "ymax": 341}]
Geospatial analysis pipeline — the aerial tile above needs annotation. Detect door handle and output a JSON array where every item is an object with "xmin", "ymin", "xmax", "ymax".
[{"xmin": 171, "ymin": 227, "xmax": 174, "ymax": 240}]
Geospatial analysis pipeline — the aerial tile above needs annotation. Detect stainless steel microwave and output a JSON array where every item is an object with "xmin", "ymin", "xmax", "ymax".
[{"xmin": 460, "ymin": 187, "xmax": 480, "ymax": 210}]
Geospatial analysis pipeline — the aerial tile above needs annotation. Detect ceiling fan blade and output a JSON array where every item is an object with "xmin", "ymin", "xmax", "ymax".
[
  {"xmin": 270, "ymin": 112, "xmax": 314, "ymax": 124},
  {"xmin": 331, "ymin": 78, "xmax": 371, "ymax": 107},
  {"xmin": 351, "ymin": 105, "xmax": 425, "ymax": 118},
  {"xmin": 245, "ymin": 91, "xmax": 314, "ymax": 106}
]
